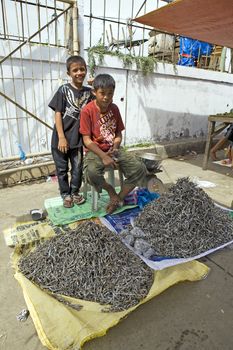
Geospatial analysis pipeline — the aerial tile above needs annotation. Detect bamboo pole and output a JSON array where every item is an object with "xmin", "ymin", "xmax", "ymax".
[
  {"xmin": 0, "ymin": 151, "xmax": 52, "ymax": 163},
  {"xmin": 72, "ymin": 0, "xmax": 79, "ymax": 54},
  {"xmin": 0, "ymin": 161, "xmax": 54, "ymax": 176},
  {"xmin": 220, "ymin": 47, "xmax": 227, "ymax": 72}
]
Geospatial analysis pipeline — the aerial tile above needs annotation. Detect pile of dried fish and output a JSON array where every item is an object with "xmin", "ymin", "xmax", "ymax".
[
  {"xmin": 18, "ymin": 221, "xmax": 153, "ymax": 312},
  {"xmin": 123, "ymin": 178, "xmax": 233, "ymax": 259}
]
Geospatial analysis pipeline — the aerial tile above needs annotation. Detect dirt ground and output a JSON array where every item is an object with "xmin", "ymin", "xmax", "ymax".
[{"xmin": 1, "ymin": 153, "xmax": 233, "ymax": 350}]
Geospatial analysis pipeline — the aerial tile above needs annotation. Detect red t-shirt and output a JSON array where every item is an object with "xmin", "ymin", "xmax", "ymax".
[{"xmin": 80, "ymin": 100, "xmax": 125, "ymax": 152}]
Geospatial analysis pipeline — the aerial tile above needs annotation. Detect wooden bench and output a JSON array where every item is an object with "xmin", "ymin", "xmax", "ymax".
[{"xmin": 202, "ymin": 114, "xmax": 233, "ymax": 170}]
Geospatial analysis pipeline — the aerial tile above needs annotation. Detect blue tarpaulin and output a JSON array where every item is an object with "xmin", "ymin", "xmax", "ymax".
[{"xmin": 178, "ymin": 37, "xmax": 213, "ymax": 66}]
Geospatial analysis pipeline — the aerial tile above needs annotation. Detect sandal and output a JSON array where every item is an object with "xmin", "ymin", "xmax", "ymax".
[
  {"xmin": 72, "ymin": 193, "xmax": 86, "ymax": 205},
  {"xmin": 221, "ymin": 159, "xmax": 231, "ymax": 165},
  {"xmin": 63, "ymin": 195, "xmax": 74, "ymax": 208}
]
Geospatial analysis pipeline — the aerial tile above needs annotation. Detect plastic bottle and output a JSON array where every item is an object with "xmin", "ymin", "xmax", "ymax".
[{"xmin": 16, "ymin": 142, "xmax": 26, "ymax": 161}]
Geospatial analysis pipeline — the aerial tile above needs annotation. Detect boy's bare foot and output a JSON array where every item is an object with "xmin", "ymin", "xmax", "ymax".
[
  {"xmin": 106, "ymin": 194, "xmax": 121, "ymax": 214},
  {"xmin": 221, "ymin": 159, "xmax": 231, "ymax": 165},
  {"xmin": 210, "ymin": 150, "xmax": 218, "ymax": 161}
]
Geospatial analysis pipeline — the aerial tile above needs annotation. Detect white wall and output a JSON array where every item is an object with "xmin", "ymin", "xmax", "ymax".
[
  {"xmin": 0, "ymin": 42, "xmax": 68, "ymax": 157},
  {"xmin": 1, "ymin": 0, "xmax": 233, "ymax": 157},
  {"xmin": 84, "ymin": 54, "xmax": 233, "ymax": 146},
  {"xmin": 1, "ymin": 46, "xmax": 233, "ymax": 157}
]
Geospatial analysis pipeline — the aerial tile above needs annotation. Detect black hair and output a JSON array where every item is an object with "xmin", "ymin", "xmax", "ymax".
[
  {"xmin": 93, "ymin": 74, "xmax": 115, "ymax": 90},
  {"xmin": 66, "ymin": 55, "xmax": 87, "ymax": 72}
]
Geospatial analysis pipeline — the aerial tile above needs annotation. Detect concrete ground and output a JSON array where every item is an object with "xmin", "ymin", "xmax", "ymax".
[{"xmin": 0, "ymin": 153, "xmax": 233, "ymax": 350}]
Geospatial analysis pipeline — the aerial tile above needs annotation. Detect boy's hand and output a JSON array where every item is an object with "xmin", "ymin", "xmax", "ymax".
[
  {"xmin": 102, "ymin": 154, "xmax": 117, "ymax": 168},
  {"xmin": 58, "ymin": 137, "xmax": 69, "ymax": 153},
  {"xmin": 107, "ymin": 148, "xmax": 119, "ymax": 161}
]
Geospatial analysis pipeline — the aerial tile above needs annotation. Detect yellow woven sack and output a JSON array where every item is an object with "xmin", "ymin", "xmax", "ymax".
[{"xmin": 13, "ymin": 244, "xmax": 209, "ymax": 350}]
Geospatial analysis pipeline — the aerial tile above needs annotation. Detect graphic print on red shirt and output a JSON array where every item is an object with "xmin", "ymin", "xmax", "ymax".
[{"xmin": 80, "ymin": 100, "xmax": 125, "ymax": 152}]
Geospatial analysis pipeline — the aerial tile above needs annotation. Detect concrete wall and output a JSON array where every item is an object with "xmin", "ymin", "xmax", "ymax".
[
  {"xmin": 85, "ymin": 54, "xmax": 233, "ymax": 146},
  {"xmin": 1, "ymin": 43, "xmax": 233, "ymax": 157}
]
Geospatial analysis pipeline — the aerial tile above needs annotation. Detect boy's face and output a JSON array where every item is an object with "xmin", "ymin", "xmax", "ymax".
[
  {"xmin": 94, "ymin": 87, "xmax": 114, "ymax": 112},
  {"xmin": 67, "ymin": 62, "xmax": 86, "ymax": 88}
]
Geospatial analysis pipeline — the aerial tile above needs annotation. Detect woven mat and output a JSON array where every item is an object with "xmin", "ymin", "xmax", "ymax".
[{"xmin": 44, "ymin": 191, "xmax": 136, "ymax": 225}]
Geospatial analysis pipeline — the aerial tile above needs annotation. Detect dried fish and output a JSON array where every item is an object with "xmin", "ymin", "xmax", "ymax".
[
  {"xmin": 18, "ymin": 222, "xmax": 153, "ymax": 312},
  {"xmin": 132, "ymin": 177, "xmax": 233, "ymax": 258}
]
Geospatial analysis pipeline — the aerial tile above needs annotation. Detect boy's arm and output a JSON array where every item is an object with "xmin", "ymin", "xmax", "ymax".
[
  {"xmin": 111, "ymin": 105, "xmax": 124, "ymax": 155},
  {"xmin": 55, "ymin": 111, "xmax": 69, "ymax": 153},
  {"xmin": 108, "ymin": 131, "xmax": 122, "ymax": 160},
  {"xmin": 113, "ymin": 131, "xmax": 122, "ymax": 150},
  {"xmin": 83, "ymin": 135, "xmax": 117, "ymax": 168}
]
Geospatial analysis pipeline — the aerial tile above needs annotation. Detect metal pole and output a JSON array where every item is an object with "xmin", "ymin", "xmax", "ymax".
[
  {"xmin": 4, "ymin": 0, "xmax": 19, "ymax": 154},
  {"xmin": 0, "ymin": 5, "xmax": 72, "ymax": 65},
  {"xmin": 117, "ymin": 0, "xmax": 121, "ymax": 51},
  {"xmin": 1, "ymin": 0, "xmax": 7, "ymax": 39},
  {"xmin": 12, "ymin": 0, "xmax": 63, "ymax": 11},
  {"xmin": 103, "ymin": 0, "xmax": 106, "ymax": 45},
  {"xmin": 0, "ymin": 91, "xmax": 53, "ymax": 130},
  {"xmin": 57, "ymin": 0, "xmax": 75, "ymax": 4},
  {"xmin": 84, "ymin": 14, "xmax": 156, "ymax": 33},
  {"xmin": 123, "ymin": 69, "xmax": 129, "ymax": 146},
  {"xmin": 89, "ymin": 0, "xmax": 92, "ymax": 47},
  {"xmin": 15, "ymin": 0, "xmax": 33, "ymax": 152}
]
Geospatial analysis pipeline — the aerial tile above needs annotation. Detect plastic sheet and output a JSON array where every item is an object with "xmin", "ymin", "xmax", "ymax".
[{"xmin": 179, "ymin": 37, "xmax": 213, "ymax": 66}]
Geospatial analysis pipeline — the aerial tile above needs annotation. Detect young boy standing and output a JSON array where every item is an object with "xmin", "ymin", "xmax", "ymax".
[
  {"xmin": 49, "ymin": 56, "xmax": 94, "ymax": 208},
  {"xmin": 80, "ymin": 73, "xmax": 147, "ymax": 214}
]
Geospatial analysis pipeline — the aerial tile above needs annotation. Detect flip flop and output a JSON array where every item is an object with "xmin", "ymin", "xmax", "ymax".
[
  {"xmin": 63, "ymin": 196, "xmax": 74, "ymax": 208},
  {"xmin": 72, "ymin": 193, "xmax": 86, "ymax": 205}
]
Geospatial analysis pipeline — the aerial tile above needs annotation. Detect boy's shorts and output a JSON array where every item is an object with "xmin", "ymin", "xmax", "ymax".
[{"xmin": 83, "ymin": 148, "xmax": 147, "ymax": 192}]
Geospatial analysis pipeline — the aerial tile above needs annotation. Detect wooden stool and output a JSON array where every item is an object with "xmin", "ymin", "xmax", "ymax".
[{"xmin": 82, "ymin": 167, "xmax": 124, "ymax": 212}]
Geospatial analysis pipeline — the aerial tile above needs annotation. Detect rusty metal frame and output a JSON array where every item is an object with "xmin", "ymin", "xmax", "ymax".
[{"xmin": 0, "ymin": 3, "xmax": 73, "ymax": 139}]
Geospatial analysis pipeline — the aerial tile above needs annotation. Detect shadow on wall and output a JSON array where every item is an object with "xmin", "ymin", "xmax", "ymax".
[
  {"xmin": 144, "ymin": 107, "xmax": 206, "ymax": 142},
  {"xmin": 125, "ymin": 72, "xmax": 209, "ymax": 145},
  {"xmin": 125, "ymin": 103, "xmax": 207, "ymax": 145}
]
